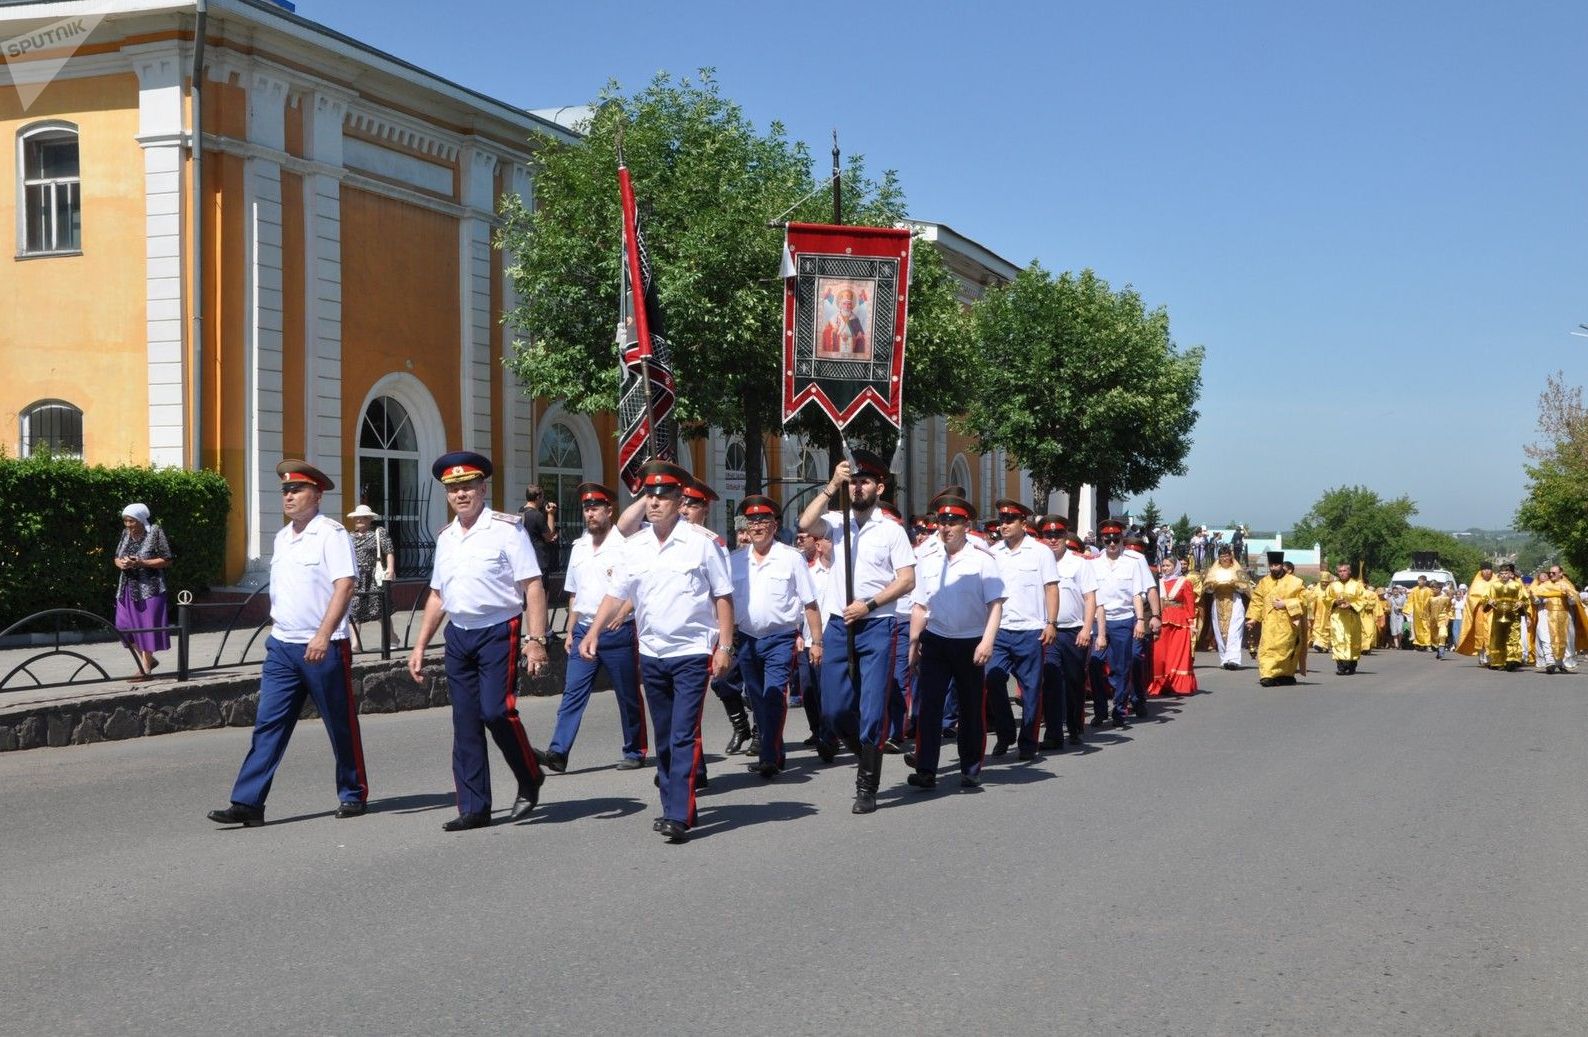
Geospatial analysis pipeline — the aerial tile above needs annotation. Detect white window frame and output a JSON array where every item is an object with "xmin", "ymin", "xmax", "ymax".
[
  {"xmin": 19, "ymin": 398, "xmax": 83, "ymax": 458},
  {"xmin": 16, "ymin": 121, "xmax": 82, "ymax": 257}
]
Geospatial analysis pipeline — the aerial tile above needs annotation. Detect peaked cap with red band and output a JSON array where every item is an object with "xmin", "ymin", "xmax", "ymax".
[
  {"xmin": 1038, "ymin": 514, "xmax": 1070, "ymax": 535},
  {"xmin": 1098, "ymin": 517, "xmax": 1127, "ymax": 535},
  {"xmin": 276, "ymin": 458, "xmax": 334, "ymax": 491},
  {"xmin": 634, "ymin": 460, "xmax": 692, "ymax": 497},
  {"xmin": 681, "ymin": 477, "xmax": 719, "ymax": 503},
  {"xmin": 934, "ymin": 494, "xmax": 976, "ymax": 522},
  {"xmin": 737, "ymin": 494, "xmax": 780, "ymax": 519},
  {"xmin": 431, "ymin": 450, "xmax": 492, "ymax": 485},
  {"xmin": 846, "ymin": 448, "xmax": 890, "ymax": 481},
  {"xmin": 994, "ymin": 498, "xmax": 1032, "ymax": 520},
  {"xmin": 576, "ymin": 481, "xmax": 617, "ymax": 506}
]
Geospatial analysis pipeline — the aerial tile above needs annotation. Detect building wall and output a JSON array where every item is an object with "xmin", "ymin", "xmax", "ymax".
[{"xmin": 0, "ymin": 73, "xmax": 149, "ymax": 463}]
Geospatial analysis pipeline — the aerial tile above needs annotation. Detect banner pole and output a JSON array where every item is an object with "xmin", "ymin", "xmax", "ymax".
[{"xmin": 831, "ymin": 130, "xmax": 860, "ymax": 700}]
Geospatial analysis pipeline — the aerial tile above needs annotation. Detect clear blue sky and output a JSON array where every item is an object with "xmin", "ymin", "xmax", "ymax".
[{"xmin": 310, "ymin": 0, "xmax": 1587, "ymax": 532}]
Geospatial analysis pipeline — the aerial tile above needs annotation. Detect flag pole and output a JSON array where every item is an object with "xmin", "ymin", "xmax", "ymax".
[
  {"xmin": 617, "ymin": 120, "xmax": 658, "ymax": 467},
  {"xmin": 830, "ymin": 129, "xmax": 861, "ymax": 699}
]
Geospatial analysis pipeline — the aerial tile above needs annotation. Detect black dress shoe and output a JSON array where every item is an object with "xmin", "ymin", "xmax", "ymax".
[
  {"xmin": 941, "ymin": 724, "xmax": 958, "ymax": 739},
  {"xmin": 902, "ymin": 751, "xmax": 917, "ymax": 769},
  {"xmin": 334, "ymin": 801, "xmax": 367, "ymax": 819},
  {"xmin": 652, "ymin": 817, "xmax": 665, "ymax": 832},
  {"xmin": 755, "ymin": 762, "xmax": 780, "ymax": 779},
  {"xmin": 657, "ymin": 819, "xmax": 689, "ymax": 843},
  {"xmin": 1017, "ymin": 747, "xmax": 1036, "ymax": 761},
  {"xmin": 991, "ymin": 738, "xmax": 1012, "ymax": 757},
  {"xmin": 881, "ymin": 738, "xmax": 903, "ymax": 754},
  {"xmin": 442, "ymin": 813, "xmax": 491, "ymax": 832},
  {"xmin": 959, "ymin": 773, "xmax": 982, "ymax": 788},
  {"xmin": 1038, "ymin": 737, "xmax": 1063, "ymax": 751},
  {"xmin": 802, "ymin": 735, "xmax": 819, "ymax": 747},
  {"xmin": 206, "ymin": 804, "xmax": 264, "ymax": 827},
  {"xmin": 816, "ymin": 740, "xmax": 838, "ymax": 763},
  {"xmin": 1068, "ymin": 733, "xmax": 1083, "ymax": 746},
  {"xmin": 534, "ymin": 747, "xmax": 568, "ymax": 773},
  {"xmin": 1111, "ymin": 714, "xmax": 1130, "ymax": 730},
  {"xmin": 616, "ymin": 756, "xmax": 644, "ymax": 770},
  {"xmin": 508, "ymin": 789, "xmax": 540, "ymax": 822},
  {"xmin": 906, "ymin": 771, "xmax": 936, "ymax": 789},
  {"xmin": 1259, "ymin": 677, "xmax": 1276, "ymax": 687},
  {"xmin": 746, "ymin": 734, "xmax": 761, "ymax": 757}
]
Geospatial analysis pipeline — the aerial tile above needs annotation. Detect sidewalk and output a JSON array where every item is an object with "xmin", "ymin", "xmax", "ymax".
[{"xmin": 0, "ymin": 614, "xmax": 579, "ymax": 753}]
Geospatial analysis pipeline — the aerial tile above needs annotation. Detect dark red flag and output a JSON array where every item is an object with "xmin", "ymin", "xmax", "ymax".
[{"xmin": 616, "ymin": 164, "xmax": 677, "ymax": 492}]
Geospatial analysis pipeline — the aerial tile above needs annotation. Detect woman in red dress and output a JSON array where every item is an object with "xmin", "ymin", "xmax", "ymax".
[{"xmin": 1149, "ymin": 555, "xmax": 1199, "ymax": 696}]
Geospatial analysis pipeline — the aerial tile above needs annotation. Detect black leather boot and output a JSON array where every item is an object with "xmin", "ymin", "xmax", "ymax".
[
  {"xmin": 723, "ymin": 695, "xmax": 752, "ymax": 755},
  {"xmin": 852, "ymin": 744, "xmax": 882, "ymax": 814}
]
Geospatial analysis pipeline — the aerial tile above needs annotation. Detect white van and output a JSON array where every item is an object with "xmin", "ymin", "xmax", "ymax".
[{"xmin": 1389, "ymin": 568, "xmax": 1458, "ymax": 589}]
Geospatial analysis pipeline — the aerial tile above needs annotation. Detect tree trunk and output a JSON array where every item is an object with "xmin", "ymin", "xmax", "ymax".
[
  {"xmin": 1065, "ymin": 486, "xmax": 1081, "ymax": 530},
  {"xmin": 743, "ymin": 402, "xmax": 764, "ymax": 496},
  {"xmin": 1035, "ymin": 482, "xmax": 1051, "ymax": 514}
]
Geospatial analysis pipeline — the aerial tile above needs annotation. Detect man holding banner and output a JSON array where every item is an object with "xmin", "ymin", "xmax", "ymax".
[{"xmin": 798, "ymin": 451, "xmax": 916, "ymax": 814}]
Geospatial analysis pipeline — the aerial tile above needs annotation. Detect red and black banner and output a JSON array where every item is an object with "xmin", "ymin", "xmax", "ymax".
[
  {"xmin": 616, "ymin": 163, "xmax": 678, "ymax": 493},
  {"xmin": 781, "ymin": 221, "xmax": 913, "ymax": 430}
]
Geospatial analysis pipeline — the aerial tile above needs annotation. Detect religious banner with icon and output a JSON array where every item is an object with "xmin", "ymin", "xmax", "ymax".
[{"xmin": 781, "ymin": 221, "xmax": 912, "ymax": 429}]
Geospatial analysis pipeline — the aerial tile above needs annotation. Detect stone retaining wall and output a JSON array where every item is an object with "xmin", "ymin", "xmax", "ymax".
[{"xmin": 0, "ymin": 655, "xmax": 571, "ymax": 753}]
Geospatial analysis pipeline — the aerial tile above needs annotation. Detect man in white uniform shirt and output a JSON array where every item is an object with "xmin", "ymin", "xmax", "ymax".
[
  {"xmin": 408, "ymin": 451, "xmax": 551, "ymax": 832},
  {"xmin": 543, "ymin": 481, "xmax": 646, "ymax": 772},
  {"xmin": 731, "ymin": 495, "xmax": 822, "ymax": 778},
  {"xmin": 1037, "ymin": 523, "xmax": 1099, "ymax": 749},
  {"xmin": 1088, "ymin": 517, "xmax": 1152, "ymax": 730},
  {"xmin": 984, "ymin": 499, "xmax": 1059, "ymax": 761},
  {"xmin": 580, "ymin": 461, "xmax": 735, "ymax": 844},
  {"xmin": 798, "ymin": 449, "xmax": 916, "ymax": 815},
  {"xmin": 208, "ymin": 460, "xmax": 367, "ymax": 828},
  {"xmin": 904, "ymin": 495, "xmax": 1005, "ymax": 789}
]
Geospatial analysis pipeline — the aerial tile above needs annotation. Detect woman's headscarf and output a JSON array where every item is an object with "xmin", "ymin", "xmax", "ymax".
[{"xmin": 122, "ymin": 503, "xmax": 151, "ymax": 527}]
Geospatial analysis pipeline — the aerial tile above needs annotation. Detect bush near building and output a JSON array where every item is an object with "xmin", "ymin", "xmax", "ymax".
[{"xmin": 0, "ymin": 455, "xmax": 231, "ymax": 628}]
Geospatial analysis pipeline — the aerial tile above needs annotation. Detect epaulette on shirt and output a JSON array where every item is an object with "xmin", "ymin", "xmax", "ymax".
[
  {"xmin": 493, "ymin": 511, "xmax": 523, "ymax": 525},
  {"xmin": 683, "ymin": 523, "xmax": 725, "ymax": 548}
]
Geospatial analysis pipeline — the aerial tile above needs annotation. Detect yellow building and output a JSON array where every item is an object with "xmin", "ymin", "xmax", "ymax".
[{"xmin": 2, "ymin": 0, "xmax": 1056, "ymax": 588}]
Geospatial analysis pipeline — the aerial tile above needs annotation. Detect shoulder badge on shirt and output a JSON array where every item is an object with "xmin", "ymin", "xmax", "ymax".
[{"xmin": 493, "ymin": 510, "xmax": 523, "ymax": 526}]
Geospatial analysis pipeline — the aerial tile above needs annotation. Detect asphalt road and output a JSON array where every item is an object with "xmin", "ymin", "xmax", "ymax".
[{"xmin": 3, "ymin": 648, "xmax": 1585, "ymax": 1036}]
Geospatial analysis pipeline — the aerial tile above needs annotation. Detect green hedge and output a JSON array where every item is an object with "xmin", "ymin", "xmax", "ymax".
[{"xmin": 0, "ymin": 455, "xmax": 231, "ymax": 629}]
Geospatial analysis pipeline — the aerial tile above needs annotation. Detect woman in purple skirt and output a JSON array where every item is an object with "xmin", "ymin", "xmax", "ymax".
[{"xmin": 114, "ymin": 503, "xmax": 173, "ymax": 681}]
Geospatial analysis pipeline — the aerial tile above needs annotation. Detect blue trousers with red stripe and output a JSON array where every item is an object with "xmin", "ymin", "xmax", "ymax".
[
  {"xmin": 550, "ymin": 621, "xmax": 647, "ymax": 762},
  {"xmin": 985, "ymin": 628, "xmax": 1045, "ymax": 751},
  {"xmin": 888, "ymin": 620, "xmax": 911, "ymax": 742},
  {"xmin": 911, "ymin": 631, "xmax": 986, "ymax": 776},
  {"xmin": 640, "ymin": 653, "xmax": 710, "ymax": 827},
  {"xmin": 231, "ymin": 636, "xmax": 367, "ymax": 809},
  {"xmin": 819, "ymin": 613, "xmax": 897, "ymax": 749},
  {"xmin": 739, "ymin": 629, "xmax": 796, "ymax": 769},
  {"xmin": 446, "ymin": 618, "xmax": 543, "ymax": 816}
]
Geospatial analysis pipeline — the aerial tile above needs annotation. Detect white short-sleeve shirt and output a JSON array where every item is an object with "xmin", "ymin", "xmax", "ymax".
[
  {"xmin": 611, "ymin": 520, "xmax": 734, "ymax": 658},
  {"xmin": 991, "ymin": 535, "xmax": 1059, "ymax": 631},
  {"xmin": 564, "ymin": 528, "xmax": 628, "ymax": 618},
  {"xmin": 269, "ymin": 513, "xmax": 357, "ymax": 643},
  {"xmin": 429, "ymin": 509, "xmax": 543, "ymax": 630},
  {"xmin": 817, "ymin": 510, "xmax": 916, "ymax": 619},
  {"xmin": 731, "ymin": 541, "xmax": 818, "ymax": 638},
  {"xmin": 912, "ymin": 542, "xmax": 1006, "ymax": 639},
  {"xmin": 1091, "ymin": 550, "xmax": 1151, "ymax": 622},
  {"xmin": 1053, "ymin": 549, "xmax": 1099, "ymax": 627}
]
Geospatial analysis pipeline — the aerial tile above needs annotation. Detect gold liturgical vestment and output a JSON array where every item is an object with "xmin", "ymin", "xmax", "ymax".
[
  {"xmin": 1484, "ymin": 579, "xmax": 1531, "ymax": 668},
  {"xmin": 1251, "ymin": 573, "xmax": 1307, "ymax": 678},
  {"xmin": 1531, "ymin": 578, "xmax": 1588, "ymax": 666},
  {"xmin": 1455, "ymin": 573, "xmax": 1494, "ymax": 658},
  {"xmin": 1326, "ymin": 578, "xmax": 1365, "ymax": 662},
  {"xmin": 1308, "ymin": 577, "xmax": 1333, "ymax": 650},
  {"xmin": 1407, "ymin": 586, "xmax": 1435, "ymax": 647}
]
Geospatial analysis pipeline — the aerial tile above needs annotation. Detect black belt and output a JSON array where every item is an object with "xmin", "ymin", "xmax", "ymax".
[{"xmin": 1056, "ymin": 624, "xmax": 1084, "ymax": 632}]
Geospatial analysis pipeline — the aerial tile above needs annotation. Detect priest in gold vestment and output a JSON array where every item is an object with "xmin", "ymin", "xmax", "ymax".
[
  {"xmin": 1531, "ymin": 565, "xmax": 1588, "ymax": 674},
  {"xmin": 1195, "ymin": 545, "xmax": 1250, "ymax": 670},
  {"xmin": 1307, "ymin": 572, "xmax": 1334, "ymax": 653},
  {"xmin": 1480, "ymin": 564, "xmax": 1532, "ymax": 671},
  {"xmin": 1406, "ymin": 576, "xmax": 1436, "ymax": 650},
  {"xmin": 1246, "ymin": 551, "xmax": 1307, "ymax": 686},
  {"xmin": 1454, "ymin": 564, "xmax": 1496, "ymax": 664},
  {"xmin": 1325, "ymin": 563, "xmax": 1365, "ymax": 675}
]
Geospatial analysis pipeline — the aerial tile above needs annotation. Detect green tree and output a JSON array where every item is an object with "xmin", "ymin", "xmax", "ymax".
[
  {"xmin": 1137, "ymin": 497, "xmax": 1162, "ymax": 531},
  {"xmin": 1171, "ymin": 512, "xmax": 1194, "ymax": 554},
  {"xmin": 1289, "ymin": 485, "xmax": 1416, "ymax": 584},
  {"xmin": 1516, "ymin": 372, "xmax": 1588, "ymax": 576},
  {"xmin": 499, "ymin": 71, "xmax": 971, "ymax": 494},
  {"xmin": 960, "ymin": 264, "xmax": 1203, "ymax": 525}
]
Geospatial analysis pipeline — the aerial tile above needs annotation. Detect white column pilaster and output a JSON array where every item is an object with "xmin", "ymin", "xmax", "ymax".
[
  {"xmin": 302, "ymin": 88, "xmax": 349, "ymax": 517},
  {"xmin": 500, "ymin": 161, "xmax": 535, "ymax": 495},
  {"xmin": 130, "ymin": 43, "xmax": 187, "ymax": 469},
  {"xmin": 240, "ymin": 70, "xmax": 288, "ymax": 584},
  {"xmin": 458, "ymin": 146, "xmax": 497, "ymax": 456}
]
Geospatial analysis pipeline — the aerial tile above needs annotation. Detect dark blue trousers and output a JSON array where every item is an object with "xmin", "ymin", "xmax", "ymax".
[
  {"xmin": 446, "ymin": 618, "xmax": 543, "ymax": 817},
  {"xmin": 798, "ymin": 647, "xmax": 826, "ymax": 740},
  {"xmin": 1042, "ymin": 627, "xmax": 1088, "ymax": 740},
  {"xmin": 887, "ymin": 620, "xmax": 911, "ymax": 741},
  {"xmin": 640, "ymin": 653, "xmax": 710, "ymax": 827},
  {"xmin": 550, "ymin": 621, "xmax": 647, "ymax": 762},
  {"xmin": 911, "ymin": 631, "xmax": 986, "ymax": 777},
  {"xmin": 819, "ymin": 614, "xmax": 897, "ymax": 748},
  {"xmin": 231, "ymin": 636, "xmax": 368, "ymax": 809},
  {"xmin": 985, "ymin": 628, "xmax": 1045, "ymax": 751},
  {"xmin": 740, "ymin": 629, "xmax": 796, "ymax": 769},
  {"xmin": 1088, "ymin": 618, "xmax": 1138, "ymax": 720}
]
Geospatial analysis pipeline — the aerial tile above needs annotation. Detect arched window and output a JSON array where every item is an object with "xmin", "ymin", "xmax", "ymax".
[
  {"xmin": 19, "ymin": 399, "xmax": 82, "ymax": 457},
  {"xmin": 949, "ymin": 455, "xmax": 972, "ymax": 498},
  {"xmin": 357, "ymin": 396, "xmax": 422, "ymax": 574},
  {"xmin": 796, "ymin": 446, "xmax": 820, "ymax": 484},
  {"xmin": 536, "ymin": 420, "xmax": 584, "ymax": 553},
  {"xmin": 18, "ymin": 122, "xmax": 81, "ymax": 255}
]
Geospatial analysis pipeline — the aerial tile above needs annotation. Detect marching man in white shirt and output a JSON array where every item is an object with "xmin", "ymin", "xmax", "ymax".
[
  {"xmin": 580, "ymin": 461, "xmax": 735, "ymax": 844},
  {"xmin": 1037, "ymin": 522, "xmax": 1099, "ymax": 749},
  {"xmin": 730, "ymin": 495, "xmax": 822, "ymax": 778},
  {"xmin": 904, "ymin": 494, "xmax": 1005, "ymax": 790},
  {"xmin": 985, "ymin": 499, "xmax": 1059, "ymax": 761}
]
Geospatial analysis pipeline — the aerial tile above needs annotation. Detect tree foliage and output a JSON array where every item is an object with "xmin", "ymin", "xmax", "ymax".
[
  {"xmin": 1137, "ymin": 496, "xmax": 1162, "ymax": 531},
  {"xmin": 1516, "ymin": 372, "xmax": 1588, "ymax": 577},
  {"xmin": 499, "ymin": 70, "xmax": 971, "ymax": 493},
  {"xmin": 959, "ymin": 264, "xmax": 1203, "ymax": 521},
  {"xmin": 1290, "ymin": 485, "xmax": 1417, "ymax": 583}
]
